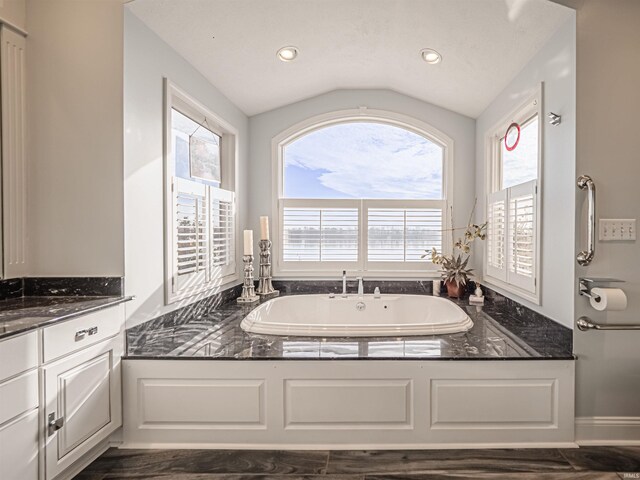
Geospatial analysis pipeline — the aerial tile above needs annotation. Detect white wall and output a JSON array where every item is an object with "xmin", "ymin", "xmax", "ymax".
[
  {"xmin": 248, "ymin": 89, "xmax": 476, "ymax": 277},
  {"xmin": 474, "ymin": 17, "xmax": 576, "ymax": 328},
  {"xmin": 557, "ymin": 0, "xmax": 640, "ymax": 440},
  {"xmin": 26, "ymin": 0, "xmax": 124, "ymax": 276},
  {"xmin": 0, "ymin": 0, "xmax": 25, "ymax": 32},
  {"xmin": 124, "ymin": 9, "xmax": 249, "ymax": 328}
]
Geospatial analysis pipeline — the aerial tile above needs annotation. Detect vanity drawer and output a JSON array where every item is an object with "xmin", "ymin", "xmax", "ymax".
[
  {"xmin": 0, "ymin": 369, "xmax": 38, "ymax": 425},
  {"xmin": 43, "ymin": 304, "xmax": 124, "ymax": 362},
  {"xmin": 0, "ymin": 331, "xmax": 39, "ymax": 381}
]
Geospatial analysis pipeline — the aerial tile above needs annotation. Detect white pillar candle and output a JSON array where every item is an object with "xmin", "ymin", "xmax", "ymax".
[
  {"xmin": 259, "ymin": 216, "xmax": 270, "ymax": 240},
  {"xmin": 243, "ymin": 230, "xmax": 253, "ymax": 255}
]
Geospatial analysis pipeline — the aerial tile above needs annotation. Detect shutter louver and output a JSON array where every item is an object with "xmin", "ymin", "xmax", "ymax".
[
  {"xmin": 486, "ymin": 190, "xmax": 507, "ymax": 281},
  {"xmin": 282, "ymin": 207, "xmax": 358, "ymax": 262},
  {"xmin": 367, "ymin": 207, "xmax": 442, "ymax": 262},
  {"xmin": 210, "ymin": 188, "xmax": 235, "ymax": 277},
  {"xmin": 507, "ymin": 180, "xmax": 536, "ymax": 292},
  {"xmin": 175, "ymin": 179, "xmax": 208, "ymax": 290}
]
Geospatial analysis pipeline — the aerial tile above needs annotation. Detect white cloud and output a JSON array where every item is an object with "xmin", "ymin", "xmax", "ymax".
[{"xmin": 284, "ymin": 122, "xmax": 443, "ymax": 199}]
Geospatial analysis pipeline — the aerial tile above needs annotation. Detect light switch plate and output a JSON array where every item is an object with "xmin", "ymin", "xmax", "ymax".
[{"xmin": 599, "ymin": 219, "xmax": 636, "ymax": 241}]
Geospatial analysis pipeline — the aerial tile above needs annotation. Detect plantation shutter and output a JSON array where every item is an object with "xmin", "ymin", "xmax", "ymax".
[
  {"xmin": 281, "ymin": 205, "xmax": 359, "ymax": 262},
  {"xmin": 174, "ymin": 178, "xmax": 208, "ymax": 291},
  {"xmin": 210, "ymin": 187, "xmax": 236, "ymax": 278},
  {"xmin": 507, "ymin": 180, "xmax": 536, "ymax": 292},
  {"xmin": 486, "ymin": 181, "xmax": 537, "ymax": 293},
  {"xmin": 486, "ymin": 189, "xmax": 507, "ymax": 281},
  {"xmin": 366, "ymin": 206, "xmax": 443, "ymax": 262},
  {"xmin": 173, "ymin": 177, "xmax": 236, "ymax": 296}
]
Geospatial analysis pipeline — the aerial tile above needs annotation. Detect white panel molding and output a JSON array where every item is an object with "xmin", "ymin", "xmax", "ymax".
[
  {"xmin": 0, "ymin": 26, "xmax": 27, "ymax": 278},
  {"xmin": 431, "ymin": 378, "xmax": 558, "ymax": 429},
  {"xmin": 284, "ymin": 379, "xmax": 412, "ymax": 429},
  {"xmin": 575, "ymin": 416, "xmax": 640, "ymax": 446},
  {"xmin": 122, "ymin": 359, "xmax": 575, "ymax": 448},
  {"xmin": 138, "ymin": 378, "xmax": 265, "ymax": 430}
]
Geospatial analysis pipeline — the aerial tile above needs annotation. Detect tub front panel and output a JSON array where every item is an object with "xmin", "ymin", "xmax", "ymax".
[{"xmin": 122, "ymin": 360, "xmax": 575, "ymax": 448}]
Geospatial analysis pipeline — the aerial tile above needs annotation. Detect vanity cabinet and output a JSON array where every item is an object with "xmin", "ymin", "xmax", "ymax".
[
  {"xmin": 43, "ymin": 334, "xmax": 123, "ymax": 480},
  {"xmin": 0, "ymin": 332, "xmax": 39, "ymax": 480},
  {"xmin": 0, "ymin": 303, "xmax": 125, "ymax": 480}
]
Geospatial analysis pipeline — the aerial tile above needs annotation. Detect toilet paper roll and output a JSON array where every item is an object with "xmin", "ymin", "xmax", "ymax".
[{"xmin": 590, "ymin": 287, "xmax": 627, "ymax": 311}]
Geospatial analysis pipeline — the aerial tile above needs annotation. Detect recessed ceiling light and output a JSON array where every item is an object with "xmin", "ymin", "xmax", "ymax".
[
  {"xmin": 277, "ymin": 46, "xmax": 299, "ymax": 62},
  {"xmin": 420, "ymin": 48, "xmax": 442, "ymax": 64}
]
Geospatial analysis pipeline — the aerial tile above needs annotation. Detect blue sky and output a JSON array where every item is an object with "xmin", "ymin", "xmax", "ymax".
[
  {"xmin": 502, "ymin": 117, "xmax": 539, "ymax": 189},
  {"xmin": 283, "ymin": 122, "xmax": 444, "ymax": 199}
]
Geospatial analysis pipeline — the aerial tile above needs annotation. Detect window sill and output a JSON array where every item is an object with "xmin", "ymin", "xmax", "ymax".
[
  {"xmin": 482, "ymin": 275, "xmax": 540, "ymax": 306},
  {"xmin": 166, "ymin": 273, "xmax": 240, "ymax": 306}
]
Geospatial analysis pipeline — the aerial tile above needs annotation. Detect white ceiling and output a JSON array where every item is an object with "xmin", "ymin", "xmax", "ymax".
[{"xmin": 127, "ymin": 0, "xmax": 572, "ymax": 118}]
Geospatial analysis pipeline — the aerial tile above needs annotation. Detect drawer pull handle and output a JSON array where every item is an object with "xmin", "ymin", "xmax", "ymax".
[
  {"xmin": 47, "ymin": 413, "xmax": 64, "ymax": 436},
  {"xmin": 75, "ymin": 326, "xmax": 98, "ymax": 341}
]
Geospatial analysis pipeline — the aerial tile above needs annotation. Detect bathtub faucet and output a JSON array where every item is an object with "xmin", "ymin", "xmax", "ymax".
[
  {"xmin": 357, "ymin": 277, "xmax": 364, "ymax": 297},
  {"xmin": 342, "ymin": 270, "xmax": 348, "ymax": 297}
]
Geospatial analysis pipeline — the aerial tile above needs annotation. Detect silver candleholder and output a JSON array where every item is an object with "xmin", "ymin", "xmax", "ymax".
[
  {"xmin": 257, "ymin": 239, "xmax": 279, "ymax": 297},
  {"xmin": 237, "ymin": 254, "xmax": 259, "ymax": 304}
]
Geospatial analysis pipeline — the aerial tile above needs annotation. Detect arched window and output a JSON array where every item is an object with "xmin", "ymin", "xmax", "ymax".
[{"xmin": 272, "ymin": 110, "xmax": 452, "ymax": 276}]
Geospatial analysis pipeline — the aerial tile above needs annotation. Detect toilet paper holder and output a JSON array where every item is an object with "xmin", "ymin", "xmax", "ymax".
[{"xmin": 578, "ymin": 277, "xmax": 624, "ymax": 301}]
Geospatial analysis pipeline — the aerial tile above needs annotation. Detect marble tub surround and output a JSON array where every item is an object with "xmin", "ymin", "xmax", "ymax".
[
  {"xmin": 126, "ymin": 284, "xmax": 573, "ymax": 359},
  {"xmin": 273, "ymin": 279, "xmax": 434, "ymax": 295},
  {"xmin": 0, "ymin": 295, "xmax": 132, "ymax": 339},
  {"xmin": 480, "ymin": 285, "xmax": 573, "ymax": 355}
]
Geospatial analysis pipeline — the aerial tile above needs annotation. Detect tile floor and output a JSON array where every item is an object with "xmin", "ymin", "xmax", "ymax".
[{"xmin": 75, "ymin": 446, "xmax": 640, "ymax": 479}]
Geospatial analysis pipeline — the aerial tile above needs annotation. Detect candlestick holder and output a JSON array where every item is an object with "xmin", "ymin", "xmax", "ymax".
[
  {"xmin": 237, "ymin": 254, "xmax": 259, "ymax": 304},
  {"xmin": 257, "ymin": 239, "xmax": 279, "ymax": 298}
]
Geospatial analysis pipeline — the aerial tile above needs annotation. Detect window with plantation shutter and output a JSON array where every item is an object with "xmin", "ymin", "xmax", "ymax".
[
  {"xmin": 486, "ymin": 190, "xmax": 507, "ymax": 282},
  {"xmin": 165, "ymin": 80, "xmax": 238, "ymax": 304},
  {"xmin": 275, "ymin": 114, "xmax": 453, "ymax": 276},
  {"xmin": 507, "ymin": 180, "xmax": 536, "ymax": 292},
  {"xmin": 485, "ymin": 89, "xmax": 540, "ymax": 301},
  {"xmin": 366, "ymin": 203, "xmax": 443, "ymax": 266},
  {"xmin": 175, "ymin": 179, "xmax": 208, "ymax": 291},
  {"xmin": 281, "ymin": 200, "xmax": 359, "ymax": 266}
]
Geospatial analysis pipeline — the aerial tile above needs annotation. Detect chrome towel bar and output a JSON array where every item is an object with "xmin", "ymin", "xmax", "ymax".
[
  {"xmin": 577, "ymin": 175, "xmax": 596, "ymax": 266},
  {"xmin": 577, "ymin": 316, "xmax": 640, "ymax": 331}
]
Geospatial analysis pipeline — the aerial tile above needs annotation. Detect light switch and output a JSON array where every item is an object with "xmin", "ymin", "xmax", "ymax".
[{"xmin": 599, "ymin": 219, "xmax": 636, "ymax": 241}]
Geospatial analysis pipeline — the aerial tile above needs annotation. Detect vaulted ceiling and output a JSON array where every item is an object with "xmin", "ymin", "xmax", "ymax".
[{"xmin": 128, "ymin": 0, "xmax": 572, "ymax": 118}]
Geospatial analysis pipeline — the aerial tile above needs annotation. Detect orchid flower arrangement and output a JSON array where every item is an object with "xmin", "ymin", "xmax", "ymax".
[{"xmin": 423, "ymin": 201, "xmax": 487, "ymax": 287}]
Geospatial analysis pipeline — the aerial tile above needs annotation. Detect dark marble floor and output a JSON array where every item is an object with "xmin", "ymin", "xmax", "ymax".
[{"xmin": 76, "ymin": 447, "xmax": 640, "ymax": 479}]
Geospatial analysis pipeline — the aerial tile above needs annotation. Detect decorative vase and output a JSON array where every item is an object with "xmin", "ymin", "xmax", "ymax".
[{"xmin": 445, "ymin": 280, "xmax": 465, "ymax": 298}]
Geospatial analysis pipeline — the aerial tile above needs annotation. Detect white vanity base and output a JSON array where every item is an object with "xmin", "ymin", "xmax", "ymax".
[{"xmin": 122, "ymin": 359, "xmax": 575, "ymax": 449}]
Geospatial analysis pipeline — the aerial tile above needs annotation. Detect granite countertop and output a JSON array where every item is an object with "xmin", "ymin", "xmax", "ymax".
[
  {"xmin": 0, "ymin": 295, "xmax": 133, "ymax": 340},
  {"xmin": 126, "ymin": 291, "xmax": 574, "ymax": 361}
]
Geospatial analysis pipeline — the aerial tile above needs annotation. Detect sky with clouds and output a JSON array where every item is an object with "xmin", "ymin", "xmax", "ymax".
[{"xmin": 283, "ymin": 122, "xmax": 444, "ymax": 199}]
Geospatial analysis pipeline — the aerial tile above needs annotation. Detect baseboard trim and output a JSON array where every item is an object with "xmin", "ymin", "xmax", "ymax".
[
  {"xmin": 119, "ymin": 441, "xmax": 579, "ymax": 450},
  {"xmin": 576, "ymin": 416, "xmax": 640, "ymax": 445}
]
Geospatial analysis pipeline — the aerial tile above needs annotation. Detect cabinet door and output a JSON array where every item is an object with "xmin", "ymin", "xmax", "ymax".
[
  {"xmin": 0, "ymin": 409, "xmax": 39, "ymax": 480},
  {"xmin": 44, "ymin": 335, "xmax": 123, "ymax": 480}
]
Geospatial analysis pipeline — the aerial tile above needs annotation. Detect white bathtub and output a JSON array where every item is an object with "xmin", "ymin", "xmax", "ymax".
[{"xmin": 240, "ymin": 294, "xmax": 473, "ymax": 337}]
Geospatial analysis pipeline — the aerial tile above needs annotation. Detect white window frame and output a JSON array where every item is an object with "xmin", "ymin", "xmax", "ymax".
[
  {"xmin": 271, "ymin": 108, "xmax": 454, "ymax": 279},
  {"xmin": 163, "ymin": 79, "xmax": 239, "ymax": 304},
  {"xmin": 483, "ymin": 86, "xmax": 543, "ymax": 304}
]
